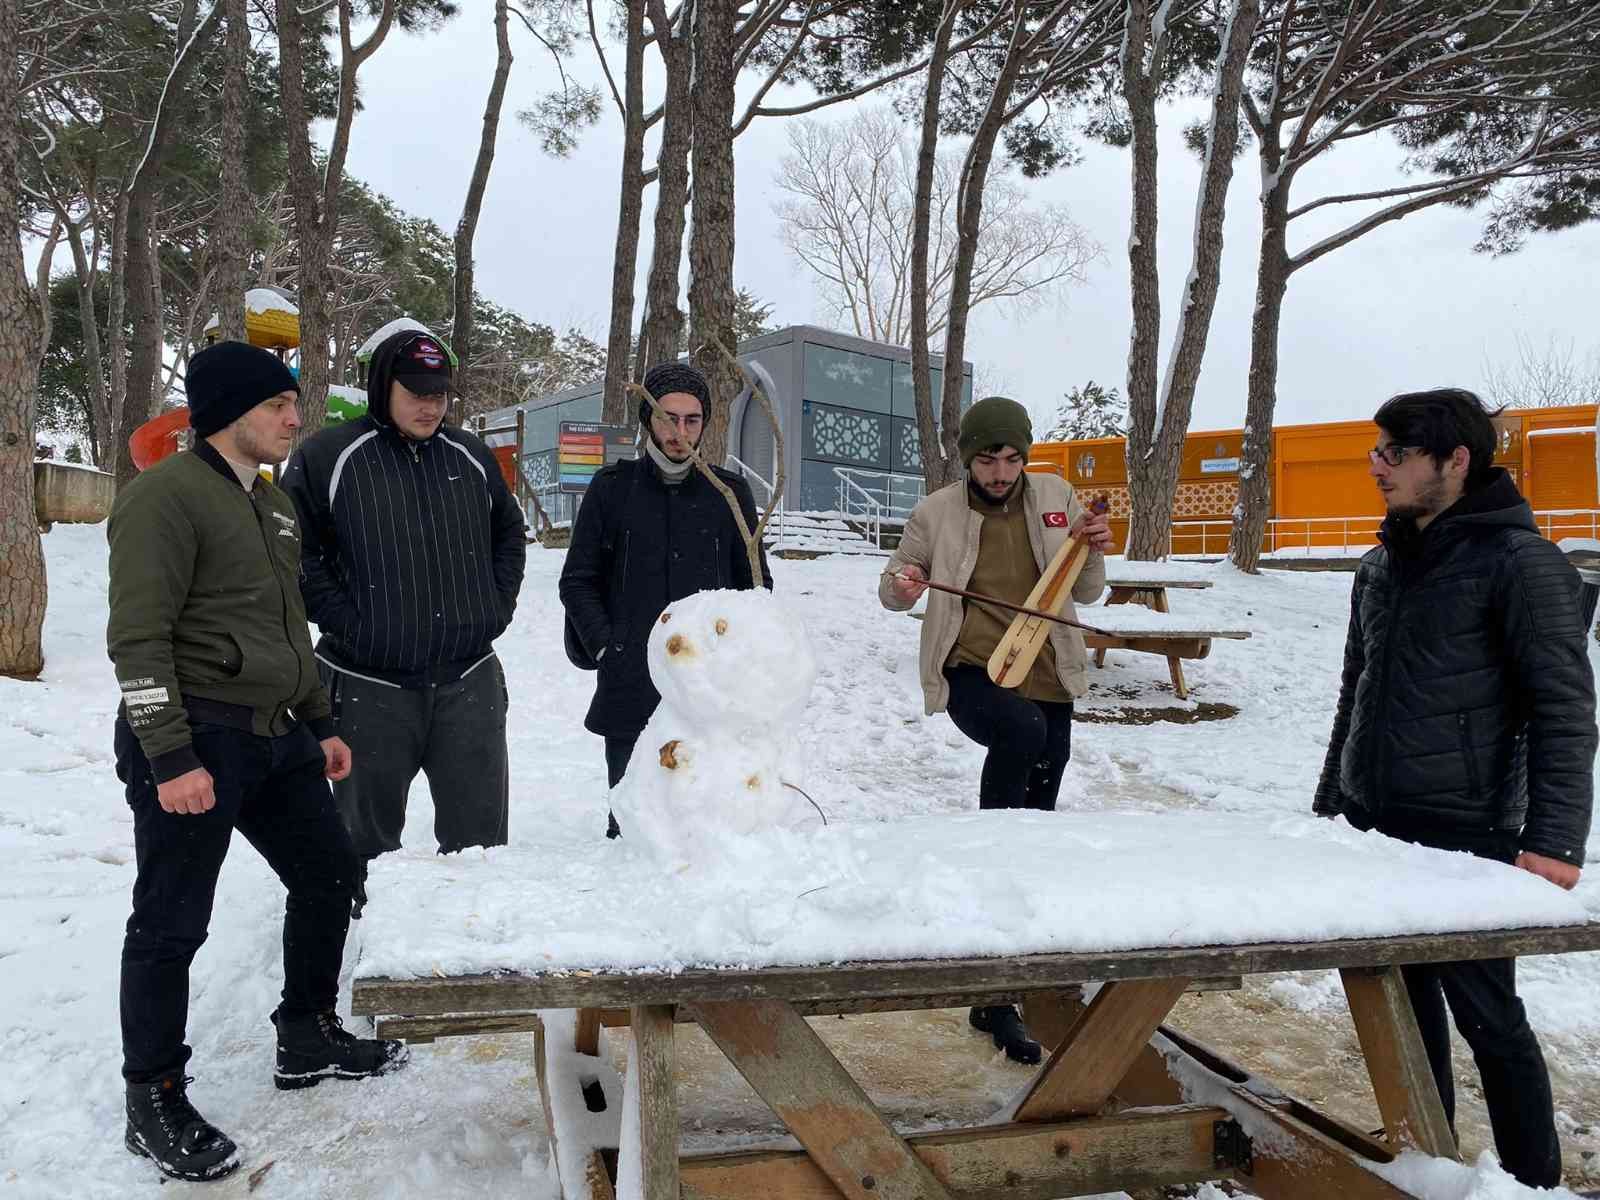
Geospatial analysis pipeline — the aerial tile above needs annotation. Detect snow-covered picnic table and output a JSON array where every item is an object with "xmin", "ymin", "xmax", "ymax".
[{"xmin": 351, "ymin": 811, "xmax": 1600, "ymax": 1200}]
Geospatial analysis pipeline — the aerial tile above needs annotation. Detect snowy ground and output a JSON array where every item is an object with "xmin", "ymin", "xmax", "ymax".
[{"xmin": 3, "ymin": 526, "xmax": 1598, "ymax": 1198}]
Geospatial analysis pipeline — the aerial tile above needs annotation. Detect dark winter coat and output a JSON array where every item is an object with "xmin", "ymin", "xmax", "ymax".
[
  {"xmin": 1314, "ymin": 469, "xmax": 1595, "ymax": 866},
  {"xmin": 559, "ymin": 453, "xmax": 773, "ymax": 737},
  {"xmin": 281, "ymin": 337, "xmax": 526, "ymax": 687},
  {"xmin": 107, "ymin": 440, "xmax": 334, "ymax": 783}
]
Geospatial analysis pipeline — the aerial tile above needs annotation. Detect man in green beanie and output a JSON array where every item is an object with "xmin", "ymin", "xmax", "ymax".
[{"xmin": 878, "ymin": 395, "xmax": 1112, "ymax": 1064}]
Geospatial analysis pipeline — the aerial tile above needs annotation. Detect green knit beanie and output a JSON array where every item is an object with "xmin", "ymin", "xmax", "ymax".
[{"xmin": 958, "ymin": 396, "xmax": 1033, "ymax": 467}]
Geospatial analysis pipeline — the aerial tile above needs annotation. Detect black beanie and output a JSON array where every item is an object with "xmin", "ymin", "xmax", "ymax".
[
  {"xmin": 186, "ymin": 341, "xmax": 299, "ymax": 437},
  {"xmin": 958, "ymin": 396, "xmax": 1033, "ymax": 467},
  {"xmin": 640, "ymin": 362, "xmax": 710, "ymax": 427}
]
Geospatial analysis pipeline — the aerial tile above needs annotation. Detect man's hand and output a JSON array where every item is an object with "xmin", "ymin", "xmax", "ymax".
[
  {"xmin": 156, "ymin": 766, "xmax": 216, "ymax": 815},
  {"xmin": 889, "ymin": 564, "xmax": 929, "ymax": 604},
  {"xmin": 1081, "ymin": 509, "xmax": 1114, "ymax": 552},
  {"xmin": 1515, "ymin": 851, "xmax": 1581, "ymax": 891},
  {"xmin": 321, "ymin": 736, "xmax": 353, "ymax": 782}
]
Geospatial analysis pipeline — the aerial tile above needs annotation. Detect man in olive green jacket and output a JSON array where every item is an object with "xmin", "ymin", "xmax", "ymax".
[
  {"xmin": 107, "ymin": 341, "xmax": 405, "ymax": 1185},
  {"xmin": 880, "ymin": 396, "xmax": 1112, "ymax": 1064}
]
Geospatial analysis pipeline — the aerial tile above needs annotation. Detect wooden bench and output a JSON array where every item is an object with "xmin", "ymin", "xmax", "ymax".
[
  {"xmin": 1092, "ymin": 576, "xmax": 1223, "ymax": 698},
  {"xmin": 353, "ymin": 922, "xmax": 1600, "ymax": 1200}
]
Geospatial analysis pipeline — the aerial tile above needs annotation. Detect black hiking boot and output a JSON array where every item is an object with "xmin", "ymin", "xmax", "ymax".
[
  {"xmin": 969, "ymin": 1004, "xmax": 1043, "ymax": 1065},
  {"xmin": 124, "ymin": 1072, "xmax": 241, "ymax": 1183},
  {"xmin": 272, "ymin": 1007, "xmax": 409, "ymax": 1090}
]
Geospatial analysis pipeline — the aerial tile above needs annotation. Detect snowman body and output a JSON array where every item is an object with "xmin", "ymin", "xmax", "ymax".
[{"xmin": 609, "ymin": 589, "xmax": 818, "ymax": 866}]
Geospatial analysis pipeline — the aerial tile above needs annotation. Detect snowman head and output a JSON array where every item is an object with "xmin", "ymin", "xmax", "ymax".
[{"xmin": 647, "ymin": 589, "xmax": 815, "ymax": 732}]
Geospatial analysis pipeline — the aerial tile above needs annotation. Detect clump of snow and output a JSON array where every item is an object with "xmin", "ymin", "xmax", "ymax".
[
  {"xmin": 610, "ymin": 589, "xmax": 820, "ymax": 867},
  {"xmin": 1377, "ymin": 1149, "xmax": 1591, "ymax": 1199},
  {"xmin": 245, "ymin": 286, "xmax": 297, "ymax": 316}
]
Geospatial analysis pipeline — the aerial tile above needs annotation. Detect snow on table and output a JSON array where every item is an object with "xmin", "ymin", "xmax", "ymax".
[
  {"xmin": 1081, "ymin": 602, "xmax": 1252, "ymax": 638},
  {"xmin": 1102, "ymin": 556, "xmax": 1218, "ymax": 585},
  {"xmin": 354, "ymin": 810, "xmax": 1587, "ymax": 983}
]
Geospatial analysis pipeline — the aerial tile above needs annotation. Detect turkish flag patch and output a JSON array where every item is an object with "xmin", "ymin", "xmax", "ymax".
[{"xmin": 1043, "ymin": 511, "xmax": 1069, "ymax": 527}]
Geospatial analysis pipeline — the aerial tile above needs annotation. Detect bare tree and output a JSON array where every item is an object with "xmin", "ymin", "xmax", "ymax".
[
  {"xmin": 1483, "ymin": 333, "xmax": 1600, "ymax": 410},
  {"xmin": 1121, "ymin": 0, "xmax": 1260, "ymax": 560},
  {"xmin": 1, "ymin": 0, "xmax": 50, "ymax": 677},
  {"xmin": 596, "ymin": 0, "xmax": 650, "ymax": 423},
  {"xmin": 277, "ymin": 0, "xmax": 397, "ymax": 436},
  {"xmin": 212, "ymin": 0, "xmax": 250, "ymax": 342},
  {"xmin": 453, "ymin": 0, "xmax": 515, "ymax": 381},
  {"xmin": 1227, "ymin": 0, "xmax": 1600, "ymax": 571},
  {"xmin": 775, "ymin": 108, "xmax": 1099, "ymax": 346}
]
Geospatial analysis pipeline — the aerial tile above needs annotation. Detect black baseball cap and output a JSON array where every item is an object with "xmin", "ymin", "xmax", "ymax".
[{"xmin": 392, "ymin": 332, "xmax": 453, "ymax": 396}]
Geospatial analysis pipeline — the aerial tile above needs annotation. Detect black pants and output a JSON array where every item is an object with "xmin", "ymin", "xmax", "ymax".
[
  {"xmin": 1382, "ymin": 826, "xmax": 1562, "ymax": 1188},
  {"xmin": 943, "ymin": 665, "xmax": 1073, "ymax": 811},
  {"xmin": 320, "ymin": 657, "xmax": 509, "ymax": 857},
  {"xmin": 603, "ymin": 734, "xmax": 639, "ymax": 838},
  {"xmin": 116, "ymin": 716, "xmax": 358, "ymax": 1083}
]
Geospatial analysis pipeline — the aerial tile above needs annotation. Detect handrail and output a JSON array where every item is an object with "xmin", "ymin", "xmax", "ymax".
[
  {"xmin": 833, "ymin": 467, "xmax": 885, "ymax": 548},
  {"xmin": 726, "ymin": 451, "xmax": 785, "ymax": 545}
]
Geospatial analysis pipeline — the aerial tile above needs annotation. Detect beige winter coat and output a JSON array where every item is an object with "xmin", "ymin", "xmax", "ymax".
[{"xmin": 880, "ymin": 473, "xmax": 1106, "ymax": 715}]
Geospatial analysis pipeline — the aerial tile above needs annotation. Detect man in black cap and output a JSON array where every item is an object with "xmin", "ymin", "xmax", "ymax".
[
  {"xmin": 108, "ymin": 340, "xmax": 407, "ymax": 1184},
  {"xmin": 282, "ymin": 327, "xmax": 525, "ymax": 911},
  {"xmin": 560, "ymin": 362, "xmax": 772, "ymax": 835}
]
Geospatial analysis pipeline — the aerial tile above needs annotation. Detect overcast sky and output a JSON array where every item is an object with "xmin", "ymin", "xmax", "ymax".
[{"xmin": 333, "ymin": 9, "xmax": 1600, "ymax": 436}]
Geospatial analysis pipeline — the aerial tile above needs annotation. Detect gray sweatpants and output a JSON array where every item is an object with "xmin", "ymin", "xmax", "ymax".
[{"xmin": 318, "ymin": 656, "xmax": 510, "ymax": 857}]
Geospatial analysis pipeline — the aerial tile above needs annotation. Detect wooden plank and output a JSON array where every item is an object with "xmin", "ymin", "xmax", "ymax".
[
  {"xmin": 575, "ymin": 1008, "xmax": 602, "ymax": 1056},
  {"xmin": 1104, "ymin": 579, "xmax": 1213, "ymax": 590},
  {"xmin": 585, "ymin": 1151, "xmax": 616, "ymax": 1200},
  {"xmin": 630, "ymin": 1005, "xmax": 678, "ymax": 1200},
  {"xmin": 1014, "ymin": 977, "xmax": 1189, "ymax": 1121},
  {"xmin": 1019, "ymin": 987, "xmax": 1085, "ymax": 1052},
  {"xmin": 1340, "ymin": 966, "xmax": 1459, "ymax": 1159},
  {"xmin": 378, "ymin": 981, "xmax": 1239, "ymax": 1044},
  {"xmin": 350, "ymin": 922, "xmax": 1600, "ymax": 1015},
  {"xmin": 679, "ymin": 1105, "xmax": 1230, "ymax": 1200},
  {"xmin": 689, "ymin": 999, "xmax": 954, "ymax": 1200}
]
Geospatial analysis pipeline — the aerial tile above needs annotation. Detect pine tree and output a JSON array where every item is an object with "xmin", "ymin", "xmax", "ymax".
[{"xmin": 1043, "ymin": 380, "xmax": 1127, "ymax": 442}]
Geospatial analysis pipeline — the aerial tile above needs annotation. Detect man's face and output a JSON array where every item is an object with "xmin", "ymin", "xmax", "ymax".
[
  {"xmin": 1370, "ymin": 432, "xmax": 1464, "ymax": 522},
  {"xmin": 231, "ymin": 390, "xmax": 301, "ymax": 466},
  {"xmin": 649, "ymin": 392, "xmax": 704, "ymax": 462},
  {"xmin": 969, "ymin": 446, "xmax": 1026, "ymax": 501},
  {"xmin": 390, "ymin": 379, "xmax": 448, "ymax": 440}
]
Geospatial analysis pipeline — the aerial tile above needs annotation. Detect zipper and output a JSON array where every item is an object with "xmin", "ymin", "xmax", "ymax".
[
  {"xmin": 713, "ymin": 536, "xmax": 723, "ymax": 588},
  {"xmin": 252, "ymin": 490, "xmax": 304, "ymax": 726},
  {"xmin": 1370, "ymin": 575, "xmax": 1405, "ymax": 818},
  {"xmin": 1457, "ymin": 711, "xmax": 1482, "ymax": 804}
]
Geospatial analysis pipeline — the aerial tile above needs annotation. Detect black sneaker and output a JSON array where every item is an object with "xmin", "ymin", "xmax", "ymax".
[
  {"xmin": 124, "ymin": 1072, "xmax": 241, "ymax": 1183},
  {"xmin": 968, "ymin": 1005, "xmax": 1043, "ymax": 1065},
  {"xmin": 272, "ymin": 1007, "xmax": 410, "ymax": 1090}
]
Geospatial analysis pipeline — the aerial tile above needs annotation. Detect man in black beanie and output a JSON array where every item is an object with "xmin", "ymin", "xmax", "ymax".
[
  {"xmin": 560, "ymin": 361, "xmax": 772, "ymax": 835},
  {"xmin": 282, "ymin": 326, "xmax": 525, "ymax": 910},
  {"xmin": 107, "ymin": 340, "xmax": 407, "ymax": 1184}
]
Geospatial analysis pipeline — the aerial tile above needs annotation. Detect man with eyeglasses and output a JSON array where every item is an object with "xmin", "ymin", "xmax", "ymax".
[
  {"xmin": 282, "ymin": 327, "xmax": 526, "ymax": 915},
  {"xmin": 1315, "ymin": 387, "xmax": 1594, "ymax": 1188},
  {"xmin": 560, "ymin": 362, "xmax": 773, "ymax": 837}
]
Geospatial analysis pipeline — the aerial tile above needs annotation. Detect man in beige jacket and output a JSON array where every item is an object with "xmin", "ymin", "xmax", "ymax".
[{"xmin": 880, "ymin": 395, "xmax": 1112, "ymax": 1062}]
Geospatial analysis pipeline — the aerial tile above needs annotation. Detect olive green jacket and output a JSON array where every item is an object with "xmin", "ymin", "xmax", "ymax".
[{"xmin": 107, "ymin": 441, "xmax": 334, "ymax": 782}]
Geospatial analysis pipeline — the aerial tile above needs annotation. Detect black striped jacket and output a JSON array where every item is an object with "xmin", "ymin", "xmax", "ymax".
[{"xmin": 283, "ymin": 416, "xmax": 527, "ymax": 687}]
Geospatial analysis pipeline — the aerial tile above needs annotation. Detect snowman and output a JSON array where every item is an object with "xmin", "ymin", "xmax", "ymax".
[{"xmin": 607, "ymin": 588, "xmax": 821, "ymax": 867}]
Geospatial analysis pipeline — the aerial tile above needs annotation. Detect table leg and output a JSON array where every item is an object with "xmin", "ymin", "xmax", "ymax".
[
  {"xmin": 1339, "ymin": 966, "xmax": 1459, "ymax": 1159},
  {"xmin": 690, "ymin": 998, "xmax": 955, "ymax": 1200},
  {"xmin": 1167, "ymin": 655, "xmax": 1188, "ymax": 699},
  {"xmin": 631, "ymin": 1004, "xmax": 680, "ymax": 1200}
]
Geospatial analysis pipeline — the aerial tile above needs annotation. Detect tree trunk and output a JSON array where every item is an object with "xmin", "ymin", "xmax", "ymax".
[
  {"xmin": 62, "ymin": 220, "xmax": 110, "ymax": 467},
  {"xmin": 119, "ymin": 189, "xmax": 166, "ymax": 488},
  {"xmin": 934, "ymin": 6, "xmax": 1029, "ymax": 491},
  {"xmin": 0, "ymin": 0, "xmax": 48, "ymax": 679},
  {"xmin": 601, "ymin": 0, "xmax": 646, "ymax": 424},
  {"xmin": 453, "ymin": 0, "xmax": 514, "ymax": 386},
  {"xmin": 638, "ymin": 0, "xmax": 692, "ymax": 374},
  {"xmin": 1125, "ymin": 0, "xmax": 1258, "ymax": 560},
  {"xmin": 106, "ymin": 182, "xmax": 130, "ymax": 474},
  {"xmin": 687, "ymin": 0, "xmax": 738, "ymax": 466},
  {"xmin": 213, "ymin": 0, "xmax": 251, "ymax": 342},
  {"xmin": 1120, "ymin": 0, "xmax": 1166, "ymax": 559},
  {"xmin": 910, "ymin": 0, "xmax": 961, "ymax": 494},
  {"xmin": 1229, "ymin": 174, "xmax": 1292, "ymax": 572}
]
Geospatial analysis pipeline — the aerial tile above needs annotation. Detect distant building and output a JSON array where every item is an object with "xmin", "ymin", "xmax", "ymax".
[{"xmin": 482, "ymin": 325, "xmax": 973, "ymax": 524}]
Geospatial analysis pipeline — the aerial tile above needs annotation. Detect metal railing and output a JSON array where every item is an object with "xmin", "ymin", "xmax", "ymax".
[
  {"xmin": 833, "ymin": 467, "xmax": 885, "ymax": 547},
  {"xmin": 1166, "ymin": 510, "xmax": 1600, "ymax": 557},
  {"xmin": 1535, "ymin": 509, "xmax": 1600, "ymax": 542},
  {"xmin": 726, "ymin": 452, "xmax": 787, "ymax": 544}
]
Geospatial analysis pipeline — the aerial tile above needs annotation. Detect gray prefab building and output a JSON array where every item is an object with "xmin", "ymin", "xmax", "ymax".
[{"xmin": 490, "ymin": 325, "xmax": 972, "ymax": 525}]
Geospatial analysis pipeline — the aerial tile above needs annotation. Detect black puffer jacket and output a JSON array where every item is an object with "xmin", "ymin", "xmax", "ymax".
[
  {"xmin": 559, "ymin": 454, "xmax": 773, "ymax": 737},
  {"xmin": 1314, "ymin": 470, "xmax": 1595, "ymax": 866}
]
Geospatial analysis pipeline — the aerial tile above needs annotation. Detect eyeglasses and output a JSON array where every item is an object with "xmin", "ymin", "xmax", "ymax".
[
  {"xmin": 653, "ymin": 412, "xmax": 703, "ymax": 431},
  {"xmin": 1369, "ymin": 444, "xmax": 1422, "ymax": 468}
]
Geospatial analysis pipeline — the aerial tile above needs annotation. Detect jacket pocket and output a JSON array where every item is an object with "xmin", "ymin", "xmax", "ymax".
[{"xmin": 1456, "ymin": 710, "xmax": 1482, "ymax": 804}]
